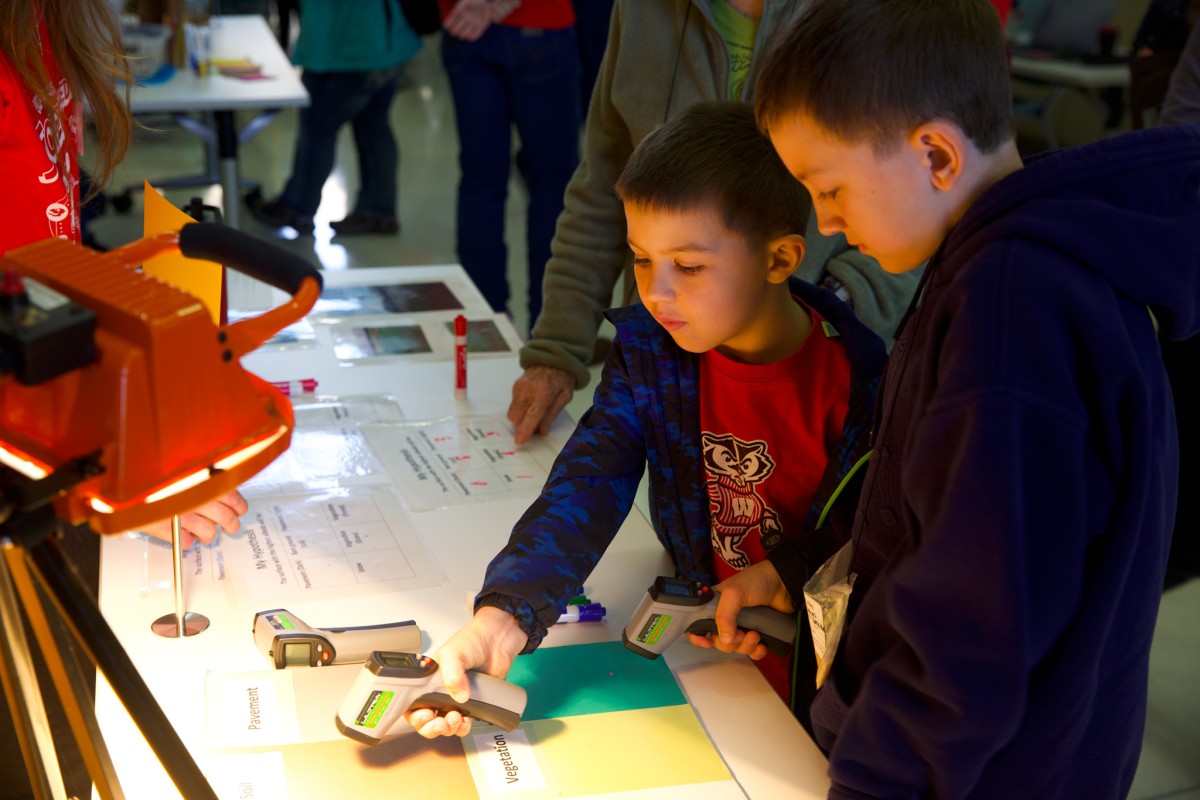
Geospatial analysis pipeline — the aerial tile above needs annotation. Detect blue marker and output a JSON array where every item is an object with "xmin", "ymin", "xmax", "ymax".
[{"xmin": 557, "ymin": 603, "xmax": 606, "ymax": 623}]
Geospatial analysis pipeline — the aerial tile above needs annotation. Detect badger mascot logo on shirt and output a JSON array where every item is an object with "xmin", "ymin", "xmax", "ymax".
[{"xmin": 702, "ymin": 432, "xmax": 781, "ymax": 570}]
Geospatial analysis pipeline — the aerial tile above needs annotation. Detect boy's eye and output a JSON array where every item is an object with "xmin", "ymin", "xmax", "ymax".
[
  {"xmin": 674, "ymin": 263, "xmax": 702, "ymax": 275},
  {"xmin": 632, "ymin": 256, "xmax": 651, "ymax": 267},
  {"xmin": 817, "ymin": 188, "xmax": 839, "ymax": 202}
]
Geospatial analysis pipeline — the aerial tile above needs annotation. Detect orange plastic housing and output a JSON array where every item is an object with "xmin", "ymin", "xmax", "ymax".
[{"xmin": 0, "ymin": 235, "xmax": 318, "ymax": 534}]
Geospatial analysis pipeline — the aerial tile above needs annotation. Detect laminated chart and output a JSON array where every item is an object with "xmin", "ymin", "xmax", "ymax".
[
  {"xmin": 158, "ymin": 485, "xmax": 446, "ymax": 608},
  {"xmin": 202, "ymin": 641, "xmax": 740, "ymax": 799},
  {"xmin": 362, "ymin": 415, "xmax": 558, "ymax": 510},
  {"xmin": 241, "ymin": 396, "xmax": 405, "ymax": 496}
]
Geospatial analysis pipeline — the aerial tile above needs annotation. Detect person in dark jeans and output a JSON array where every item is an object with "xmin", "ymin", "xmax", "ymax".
[
  {"xmin": 247, "ymin": 0, "xmax": 421, "ymax": 235},
  {"xmin": 439, "ymin": 0, "xmax": 580, "ymax": 328}
]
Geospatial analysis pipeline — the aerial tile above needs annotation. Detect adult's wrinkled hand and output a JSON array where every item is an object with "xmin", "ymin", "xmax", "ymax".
[{"xmin": 507, "ymin": 364, "xmax": 574, "ymax": 445}]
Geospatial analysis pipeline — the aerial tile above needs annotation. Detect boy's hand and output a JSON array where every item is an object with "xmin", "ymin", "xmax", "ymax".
[
  {"xmin": 508, "ymin": 365, "xmax": 574, "ymax": 445},
  {"xmin": 405, "ymin": 606, "xmax": 527, "ymax": 738},
  {"xmin": 130, "ymin": 490, "xmax": 249, "ymax": 549},
  {"xmin": 686, "ymin": 561, "xmax": 795, "ymax": 660}
]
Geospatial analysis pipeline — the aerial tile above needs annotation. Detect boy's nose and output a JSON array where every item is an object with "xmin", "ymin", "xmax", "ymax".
[
  {"xmin": 640, "ymin": 265, "xmax": 675, "ymax": 302},
  {"xmin": 815, "ymin": 210, "xmax": 845, "ymax": 237}
]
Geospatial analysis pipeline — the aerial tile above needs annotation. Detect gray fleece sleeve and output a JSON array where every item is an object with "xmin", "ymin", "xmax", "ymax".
[{"xmin": 519, "ymin": 1, "xmax": 634, "ymax": 389}]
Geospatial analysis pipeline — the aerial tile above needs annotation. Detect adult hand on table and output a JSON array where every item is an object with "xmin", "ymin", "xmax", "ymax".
[
  {"xmin": 405, "ymin": 606, "xmax": 527, "ymax": 737},
  {"xmin": 132, "ymin": 490, "xmax": 249, "ymax": 550},
  {"xmin": 686, "ymin": 561, "xmax": 796, "ymax": 660},
  {"xmin": 508, "ymin": 364, "xmax": 574, "ymax": 445}
]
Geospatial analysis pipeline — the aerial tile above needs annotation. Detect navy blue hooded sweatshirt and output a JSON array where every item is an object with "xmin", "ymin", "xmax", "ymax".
[{"xmin": 807, "ymin": 124, "xmax": 1200, "ymax": 799}]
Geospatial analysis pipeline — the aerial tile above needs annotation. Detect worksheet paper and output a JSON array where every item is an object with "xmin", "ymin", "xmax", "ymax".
[
  {"xmin": 166, "ymin": 485, "xmax": 445, "ymax": 608},
  {"xmin": 361, "ymin": 415, "xmax": 559, "ymax": 511},
  {"xmin": 202, "ymin": 641, "xmax": 741, "ymax": 799}
]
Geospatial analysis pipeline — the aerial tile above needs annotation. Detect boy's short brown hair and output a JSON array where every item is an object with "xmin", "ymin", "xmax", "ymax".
[
  {"xmin": 615, "ymin": 101, "xmax": 812, "ymax": 249},
  {"xmin": 755, "ymin": 0, "xmax": 1013, "ymax": 154}
]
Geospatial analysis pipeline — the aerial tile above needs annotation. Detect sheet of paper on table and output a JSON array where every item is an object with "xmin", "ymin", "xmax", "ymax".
[
  {"xmin": 202, "ymin": 641, "xmax": 742, "ymax": 799},
  {"xmin": 141, "ymin": 484, "xmax": 445, "ymax": 608},
  {"xmin": 362, "ymin": 415, "xmax": 560, "ymax": 511}
]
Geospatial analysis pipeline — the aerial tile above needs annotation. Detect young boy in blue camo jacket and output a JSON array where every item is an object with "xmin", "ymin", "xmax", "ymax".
[{"xmin": 406, "ymin": 101, "xmax": 887, "ymax": 738}]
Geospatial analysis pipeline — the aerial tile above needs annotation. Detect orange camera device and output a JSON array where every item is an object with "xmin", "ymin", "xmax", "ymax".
[{"xmin": 0, "ymin": 223, "xmax": 322, "ymax": 535}]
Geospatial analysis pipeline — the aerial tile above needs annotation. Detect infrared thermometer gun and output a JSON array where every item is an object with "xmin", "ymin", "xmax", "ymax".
[
  {"xmin": 253, "ymin": 608, "xmax": 421, "ymax": 668},
  {"xmin": 622, "ymin": 576, "xmax": 796, "ymax": 659},
  {"xmin": 335, "ymin": 651, "xmax": 528, "ymax": 745}
]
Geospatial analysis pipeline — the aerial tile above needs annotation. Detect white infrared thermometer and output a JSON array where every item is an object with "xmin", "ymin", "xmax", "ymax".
[
  {"xmin": 622, "ymin": 576, "xmax": 795, "ymax": 658},
  {"xmin": 253, "ymin": 608, "xmax": 421, "ymax": 668},
  {"xmin": 335, "ymin": 651, "xmax": 527, "ymax": 745}
]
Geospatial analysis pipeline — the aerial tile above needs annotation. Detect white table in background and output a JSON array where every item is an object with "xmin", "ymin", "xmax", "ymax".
[
  {"xmin": 94, "ymin": 266, "xmax": 831, "ymax": 799},
  {"xmin": 126, "ymin": 14, "xmax": 308, "ymax": 227},
  {"xmin": 1010, "ymin": 53, "xmax": 1130, "ymax": 149}
]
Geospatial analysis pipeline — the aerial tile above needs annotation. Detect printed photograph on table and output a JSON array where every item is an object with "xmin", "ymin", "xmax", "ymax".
[
  {"xmin": 310, "ymin": 282, "xmax": 464, "ymax": 320},
  {"xmin": 332, "ymin": 322, "xmax": 433, "ymax": 361},
  {"xmin": 144, "ymin": 485, "xmax": 446, "ymax": 608},
  {"xmin": 240, "ymin": 396, "xmax": 406, "ymax": 496},
  {"xmin": 362, "ymin": 415, "xmax": 561, "ymax": 510},
  {"xmin": 227, "ymin": 308, "xmax": 318, "ymax": 350},
  {"xmin": 331, "ymin": 315, "xmax": 521, "ymax": 364},
  {"xmin": 443, "ymin": 318, "xmax": 512, "ymax": 353}
]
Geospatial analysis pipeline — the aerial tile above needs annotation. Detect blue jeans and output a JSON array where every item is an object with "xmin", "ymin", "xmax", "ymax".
[
  {"xmin": 442, "ymin": 25, "xmax": 581, "ymax": 324},
  {"xmin": 280, "ymin": 66, "xmax": 404, "ymax": 217}
]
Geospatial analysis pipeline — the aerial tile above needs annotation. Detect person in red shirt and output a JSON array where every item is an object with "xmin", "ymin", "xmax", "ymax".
[
  {"xmin": 0, "ymin": 2, "xmax": 129, "ymax": 253},
  {"xmin": 438, "ymin": 0, "xmax": 581, "ymax": 331},
  {"xmin": 403, "ymin": 101, "xmax": 886, "ymax": 739},
  {"xmin": 2, "ymin": 2, "xmax": 247, "ymax": 546}
]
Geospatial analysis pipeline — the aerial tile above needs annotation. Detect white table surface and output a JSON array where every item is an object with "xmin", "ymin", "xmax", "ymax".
[
  {"xmin": 1010, "ymin": 53, "xmax": 1130, "ymax": 90},
  {"xmin": 126, "ymin": 15, "xmax": 308, "ymax": 115},
  {"xmin": 124, "ymin": 14, "xmax": 308, "ymax": 228},
  {"xmin": 94, "ymin": 266, "xmax": 831, "ymax": 799}
]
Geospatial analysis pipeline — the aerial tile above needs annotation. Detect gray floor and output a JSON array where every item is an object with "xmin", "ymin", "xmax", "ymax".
[{"xmin": 87, "ymin": 39, "xmax": 1199, "ymax": 800}]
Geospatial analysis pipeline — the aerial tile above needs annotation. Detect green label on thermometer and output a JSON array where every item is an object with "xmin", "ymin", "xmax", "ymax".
[
  {"xmin": 636, "ymin": 613, "xmax": 671, "ymax": 645},
  {"xmin": 356, "ymin": 690, "xmax": 395, "ymax": 729}
]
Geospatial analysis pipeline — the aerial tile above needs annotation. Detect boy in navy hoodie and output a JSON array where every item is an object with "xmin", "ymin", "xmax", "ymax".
[{"xmin": 733, "ymin": 1, "xmax": 1200, "ymax": 797}]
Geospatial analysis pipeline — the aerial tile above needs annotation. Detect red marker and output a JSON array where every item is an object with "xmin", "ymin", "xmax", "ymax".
[
  {"xmin": 270, "ymin": 378, "xmax": 318, "ymax": 397},
  {"xmin": 454, "ymin": 314, "xmax": 468, "ymax": 399}
]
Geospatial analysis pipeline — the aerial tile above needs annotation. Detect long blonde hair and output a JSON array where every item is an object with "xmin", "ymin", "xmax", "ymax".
[{"xmin": 1, "ymin": 1, "xmax": 132, "ymax": 199}]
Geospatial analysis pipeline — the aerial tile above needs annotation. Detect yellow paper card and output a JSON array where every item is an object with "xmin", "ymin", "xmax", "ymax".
[{"xmin": 142, "ymin": 181, "xmax": 223, "ymax": 324}]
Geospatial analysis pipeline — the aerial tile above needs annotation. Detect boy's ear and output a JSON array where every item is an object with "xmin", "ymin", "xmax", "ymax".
[
  {"xmin": 908, "ymin": 120, "xmax": 967, "ymax": 193},
  {"xmin": 767, "ymin": 233, "xmax": 806, "ymax": 283}
]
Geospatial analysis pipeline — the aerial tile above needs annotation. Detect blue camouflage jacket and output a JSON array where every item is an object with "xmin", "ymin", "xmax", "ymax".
[{"xmin": 478, "ymin": 278, "xmax": 886, "ymax": 656}]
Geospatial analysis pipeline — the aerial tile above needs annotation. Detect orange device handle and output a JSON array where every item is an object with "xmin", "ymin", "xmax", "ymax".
[{"xmin": 110, "ymin": 223, "xmax": 324, "ymax": 357}]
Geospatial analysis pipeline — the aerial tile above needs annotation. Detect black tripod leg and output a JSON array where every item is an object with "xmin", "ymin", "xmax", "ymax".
[
  {"xmin": 23, "ymin": 536, "xmax": 218, "ymax": 800},
  {"xmin": 0, "ymin": 544, "xmax": 68, "ymax": 800}
]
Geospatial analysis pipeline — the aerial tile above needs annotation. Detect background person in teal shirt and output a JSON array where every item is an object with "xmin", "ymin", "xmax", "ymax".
[{"xmin": 246, "ymin": 0, "xmax": 422, "ymax": 235}]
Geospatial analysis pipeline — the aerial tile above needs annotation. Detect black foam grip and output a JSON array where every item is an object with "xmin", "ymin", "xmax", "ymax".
[
  {"xmin": 178, "ymin": 222, "xmax": 323, "ymax": 295},
  {"xmin": 413, "ymin": 692, "xmax": 523, "ymax": 732},
  {"xmin": 685, "ymin": 619, "xmax": 792, "ymax": 657}
]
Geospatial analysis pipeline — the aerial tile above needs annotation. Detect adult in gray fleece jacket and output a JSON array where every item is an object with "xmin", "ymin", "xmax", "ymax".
[{"xmin": 507, "ymin": 0, "xmax": 920, "ymax": 443}]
